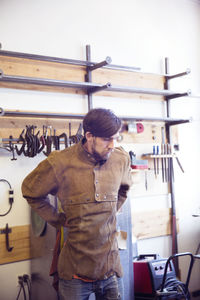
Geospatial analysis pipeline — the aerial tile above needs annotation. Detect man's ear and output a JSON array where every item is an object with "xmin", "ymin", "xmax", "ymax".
[{"xmin": 85, "ymin": 131, "xmax": 94, "ymax": 142}]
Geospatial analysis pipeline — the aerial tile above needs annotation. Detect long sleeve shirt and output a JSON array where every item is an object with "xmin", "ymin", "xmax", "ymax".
[{"xmin": 21, "ymin": 140, "xmax": 132, "ymax": 280}]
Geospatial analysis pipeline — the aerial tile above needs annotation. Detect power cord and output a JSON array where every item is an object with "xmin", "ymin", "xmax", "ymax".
[
  {"xmin": 16, "ymin": 274, "xmax": 31, "ymax": 300},
  {"xmin": 16, "ymin": 276, "xmax": 27, "ymax": 300},
  {"xmin": 23, "ymin": 274, "xmax": 31, "ymax": 299},
  {"xmin": 0, "ymin": 179, "xmax": 14, "ymax": 217},
  {"xmin": 163, "ymin": 276, "xmax": 189, "ymax": 299}
]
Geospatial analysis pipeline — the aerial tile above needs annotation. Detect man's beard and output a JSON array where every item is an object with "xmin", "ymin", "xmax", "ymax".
[
  {"xmin": 92, "ymin": 149, "xmax": 107, "ymax": 162},
  {"xmin": 91, "ymin": 138, "xmax": 113, "ymax": 162},
  {"xmin": 92, "ymin": 148, "xmax": 112, "ymax": 162}
]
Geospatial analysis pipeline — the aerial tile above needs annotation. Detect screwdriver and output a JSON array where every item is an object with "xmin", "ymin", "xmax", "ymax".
[
  {"xmin": 156, "ymin": 145, "xmax": 159, "ymax": 175},
  {"xmin": 153, "ymin": 145, "xmax": 156, "ymax": 177}
]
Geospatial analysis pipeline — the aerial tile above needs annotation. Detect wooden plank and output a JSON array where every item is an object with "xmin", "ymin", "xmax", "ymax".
[
  {"xmin": 0, "ymin": 117, "xmax": 178, "ymax": 144},
  {"xmin": 0, "ymin": 55, "xmax": 86, "ymax": 81},
  {"xmin": 132, "ymin": 208, "xmax": 179, "ymax": 240},
  {"xmin": 0, "ymin": 55, "xmax": 165, "ymax": 100},
  {"xmin": 121, "ymin": 122, "xmax": 165, "ymax": 144},
  {"xmin": 93, "ymin": 68, "xmax": 165, "ymax": 89},
  {"xmin": 120, "ymin": 122, "xmax": 178, "ymax": 144},
  {"xmin": 0, "ymin": 81, "xmax": 85, "ymax": 95},
  {"xmin": 0, "ymin": 225, "xmax": 31, "ymax": 264},
  {"xmin": 0, "ymin": 116, "xmax": 83, "ymax": 140}
]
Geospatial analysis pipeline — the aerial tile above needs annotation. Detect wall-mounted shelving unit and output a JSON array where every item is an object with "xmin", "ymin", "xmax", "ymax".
[
  {"xmin": 0, "ymin": 45, "xmax": 191, "ymax": 129},
  {"xmin": 0, "ymin": 46, "xmax": 192, "ymax": 274}
]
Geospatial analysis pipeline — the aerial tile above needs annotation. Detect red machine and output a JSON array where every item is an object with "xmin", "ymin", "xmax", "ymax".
[
  {"xmin": 133, "ymin": 253, "xmax": 194, "ymax": 300},
  {"xmin": 133, "ymin": 254, "xmax": 176, "ymax": 299}
]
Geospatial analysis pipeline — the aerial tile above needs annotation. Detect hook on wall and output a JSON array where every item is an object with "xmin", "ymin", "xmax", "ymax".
[
  {"xmin": 0, "ymin": 107, "xmax": 4, "ymax": 116},
  {"xmin": 0, "ymin": 223, "xmax": 14, "ymax": 252}
]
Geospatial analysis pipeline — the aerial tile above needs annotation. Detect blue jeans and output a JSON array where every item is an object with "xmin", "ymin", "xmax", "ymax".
[{"xmin": 59, "ymin": 275, "xmax": 124, "ymax": 300}]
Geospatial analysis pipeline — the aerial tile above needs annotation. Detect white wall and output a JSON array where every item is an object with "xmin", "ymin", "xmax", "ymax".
[{"xmin": 0, "ymin": 0, "xmax": 200, "ymax": 299}]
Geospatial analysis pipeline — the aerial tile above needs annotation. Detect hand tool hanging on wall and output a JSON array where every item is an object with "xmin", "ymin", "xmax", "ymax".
[
  {"xmin": 153, "ymin": 145, "xmax": 157, "ymax": 177},
  {"xmin": 168, "ymin": 144, "xmax": 174, "ymax": 182},
  {"xmin": 53, "ymin": 129, "xmax": 60, "ymax": 150},
  {"xmin": 0, "ymin": 223, "xmax": 13, "ymax": 252},
  {"xmin": 9, "ymin": 135, "xmax": 17, "ymax": 160},
  {"xmin": 43, "ymin": 126, "xmax": 53, "ymax": 156},
  {"xmin": 52, "ymin": 130, "xmax": 69, "ymax": 150},
  {"xmin": 69, "ymin": 122, "xmax": 72, "ymax": 146},
  {"xmin": 23, "ymin": 125, "xmax": 41, "ymax": 157},
  {"xmin": 0, "ymin": 137, "xmax": 17, "ymax": 160},
  {"xmin": 156, "ymin": 145, "xmax": 159, "ymax": 175},
  {"xmin": 164, "ymin": 143, "xmax": 168, "ymax": 182},
  {"xmin": 58, "ymin": 132, "xmax": 68, "ymax": 148},
  {"xmin": 69, "ymin": 123, "xmax": 83, "ymax": 144},
  {"xmin": 142, "ymin": 146, "xmax": 184, "ymax": 183},
  {"xmin": 175, "ymin": 156, "xmax": 184, "ymax": 173},
  {"xmin": 1, "ymin": 122, "xmax": 82, "ymax": 159},
  {"xmin": 161, "ymin": 127, "xmax": 165, "ymax": 182},
  {"xmin": 15, "ymin": 129, "xmax": 25, "ymax": 156}
]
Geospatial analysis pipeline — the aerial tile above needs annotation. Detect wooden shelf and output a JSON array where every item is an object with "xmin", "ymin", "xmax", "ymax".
[{"xmin": 0, "ymin": 49, "xmax": 190, "ymax": 102}]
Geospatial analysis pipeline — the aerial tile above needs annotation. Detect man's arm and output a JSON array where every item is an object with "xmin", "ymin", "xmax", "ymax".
[{"xmin": 21, "ymin": 157, "xmax": 66, "ymax": 229}]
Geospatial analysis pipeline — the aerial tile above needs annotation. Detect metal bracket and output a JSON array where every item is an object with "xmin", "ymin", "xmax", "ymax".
[
  {"xmin": 88, "ymin": 82, "xmax": 111, "ymax": 94},
  {"xmin": 0, "ymin": 223, "xmax": 14, "ymax": 252},
  {"xmin": 166, "ymin": 90, "xmax": 191, "ymax": 100},
  {"xmin": 166, "ymin": 68, "xmax": 191, "ymax": 80},
  {"xmin": 88, "ymin": 56, "xmax": 112, "ymax": 71},
  {"xmin": 85, "ymin": 45, "xmax": 112, "ymax": 110}
]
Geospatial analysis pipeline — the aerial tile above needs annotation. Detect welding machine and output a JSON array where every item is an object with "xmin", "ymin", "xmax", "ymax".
[{"xmin": 133, "ymin": 254, "xmax": 176, "ymax": 299}]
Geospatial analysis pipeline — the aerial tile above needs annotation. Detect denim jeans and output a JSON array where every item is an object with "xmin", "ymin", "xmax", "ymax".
[{"xmin": 59, "ymin": 274, "xmax": 124, "ymax": 300}]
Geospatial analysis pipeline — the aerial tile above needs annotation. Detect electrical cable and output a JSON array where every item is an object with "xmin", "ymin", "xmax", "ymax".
[
  {"xmin": 16, "ymin": 276, "xmax": 28, "ymax": 300},
  {"xmin": 23, "ymin": 274, "xmax": 31, "ymax": 300},
  {"xmin": 16, "ymin": 285, "xmax": 22, "ymax": 300},
  {"xmin": 0, "ymin": 178, "xmax": 11, "ymax": 189},
  {"xmin": 0, "ymin": 179, "xmax": 14, "ymax": 217},
  {"xmin": 16, "ymin": 277, "xmax": 24, "ymax": 300},
  {"xmin": 22, "ymin": 283, "xmax": 27, "ymax": 300},
  {"xmin": 163, "ymin": 276, "xmax": 189, "ymax": 300}
]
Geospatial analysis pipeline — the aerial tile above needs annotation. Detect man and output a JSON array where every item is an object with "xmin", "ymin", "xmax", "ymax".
[{"xmin": 22, "ymin": 108, "xmax": 132, "ymax": 300}]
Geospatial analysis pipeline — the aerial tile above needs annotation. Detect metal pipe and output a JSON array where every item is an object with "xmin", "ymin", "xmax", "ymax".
[
  {"xmin": 166, "ymin": 90, "xmax": 191, "ymax": 100},
  {"xmin": 0, "ymin": 49, "xmax": 140, "ymax": 72},
  {"xmin": 164, "ymin": 57, "xmax": 179, "ymax": 277},
  {"xmin": 89, "ymin": 83, "xmax": 111, "ymax": 94},
  {"xmin": 1, "ymin": 109, "xmax": 191, "ymax": 125},
  {"xmin": 164, "ymin": 57, "xmax": 170, "ymax": 119},
  {"xmin": 0, "ymin": 72, "xmax": 190, "ymax": 98},
  {"xmin": 166, "ymin": 68, "xmax": 191, "ymax": 80},
  {"xmin": 3, "ymin": 111, "xmax": 85, "ymax": 119},
  {"xmin": 0, "ymin": 73, "xmax": 104, "ymax": 89},
  {"xmin": 107, "ymin": 83, "xmax": 191, "ymax": 98},
  {"xmin": 86, "ymin": 45, "xmax": 93, "ymax": 110},
  {"xmin": 88, "ymin": 56, "xmax": 112, "ymax": 71}
]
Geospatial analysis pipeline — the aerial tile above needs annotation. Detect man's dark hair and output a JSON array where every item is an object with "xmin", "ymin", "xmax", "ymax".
[{"xmin": 83, "ymin": 108, "xmax": 121, "ymax": 137}]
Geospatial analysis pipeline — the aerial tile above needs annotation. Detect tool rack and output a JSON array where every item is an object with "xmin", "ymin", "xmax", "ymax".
[
  {"xmin": 0, "ymin": 45, "xmax": 191, "ymax": 123},
  {"xmin": 0, "ymin": 45, "xmax": 191, "ymax": 269}
]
